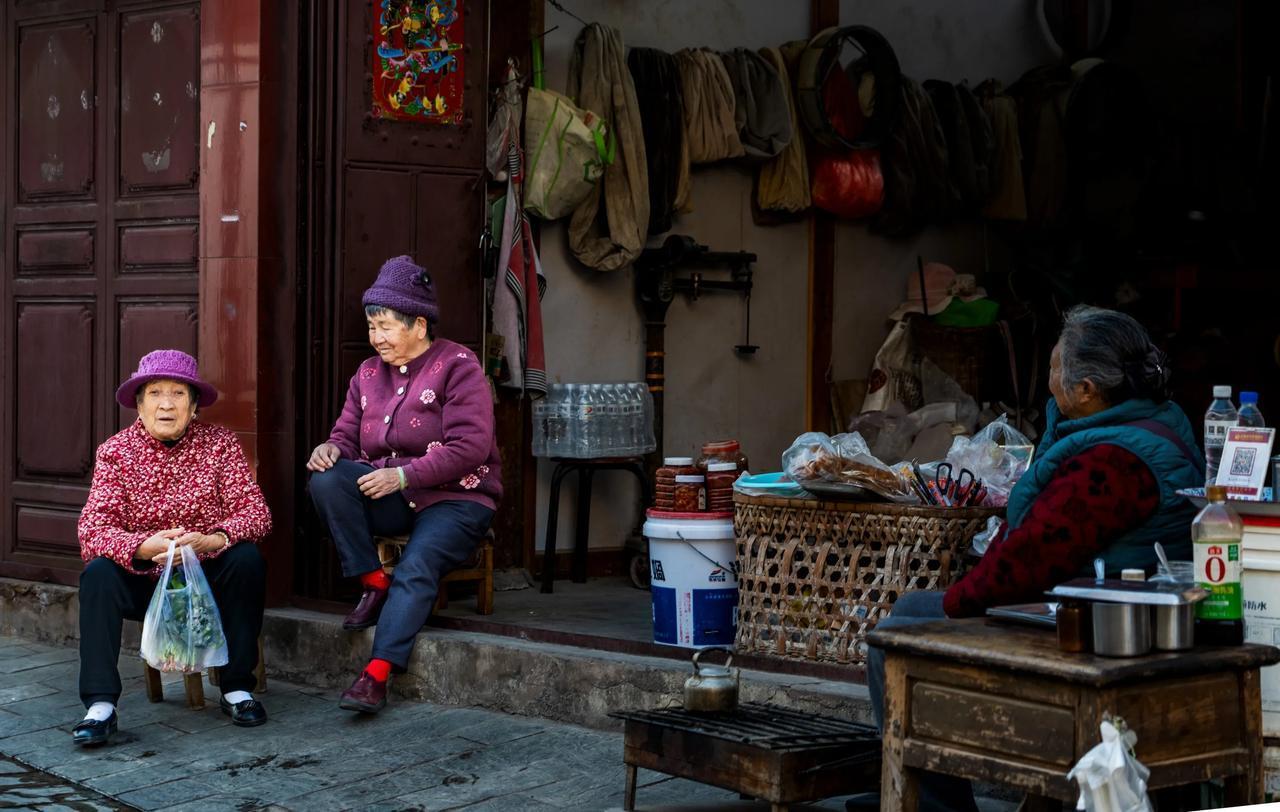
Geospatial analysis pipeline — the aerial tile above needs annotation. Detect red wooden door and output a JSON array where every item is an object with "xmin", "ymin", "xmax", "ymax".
[
  {"xmin": 297, "ymin": 0, "xmax": 496, "ymax": 600},
  {"xmin": 0, "ymin": 0, "xmax": 200, "ymax": 584}
]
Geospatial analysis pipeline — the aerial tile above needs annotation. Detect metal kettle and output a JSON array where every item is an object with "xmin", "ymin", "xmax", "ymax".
[{"xmin": 683, "ymin": 648, "xmax": 739, "ymax": 713}]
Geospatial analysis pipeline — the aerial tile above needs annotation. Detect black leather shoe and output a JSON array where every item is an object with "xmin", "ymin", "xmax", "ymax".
[
  {"xmin": 343, "ymin": 587, "xmax": 389, "ymax": 630},
  {"xmin": 72, "ymin": 712, "xmax": 117, "ymax": 746},
  {"xmin": 219, "ymin": 696, "xmax": 268, "ymax": 727},
  {"xmin": 844, "ymin": 793, "xmax": 880, "ymax": 811}
]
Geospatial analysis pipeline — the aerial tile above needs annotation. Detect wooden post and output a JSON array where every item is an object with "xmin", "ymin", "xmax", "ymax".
[
  {"xmin": 806, "ymin": 0, "xmax": 838, "ymax": 432},
  {"xmin": 143, "ymin": 664, "xmax": 164, "ymax": 703},
  {"xmin": 183, "ymin": 672, "xmax": 205, "ymax": 710},
  {"xmin": 1226, "ymin": 668, "xmax": 1265, "ymax": 805}
]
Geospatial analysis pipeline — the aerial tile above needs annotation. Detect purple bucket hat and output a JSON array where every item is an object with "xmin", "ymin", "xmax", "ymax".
[
  {"xmin": 361, "ymin": 255, "xmax": 439, "ymax": 323},
  {"xmin": 115, "ymin": 349, "xmax": 218, "ymax": 409}
]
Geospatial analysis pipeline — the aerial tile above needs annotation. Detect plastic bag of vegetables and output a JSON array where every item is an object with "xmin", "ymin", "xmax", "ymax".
[{"xmin": 140, "ymin": 540, "xmax": 228, "ymax": 673}]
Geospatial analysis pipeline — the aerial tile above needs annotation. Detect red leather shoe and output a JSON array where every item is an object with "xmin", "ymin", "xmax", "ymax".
[
  {"xmin": 338, "ymin": 670, "xmax": 388, "ymax": 714},
  {"xmin": 342, "ymin": 587, "xmax": 388, "ymax": 630}
]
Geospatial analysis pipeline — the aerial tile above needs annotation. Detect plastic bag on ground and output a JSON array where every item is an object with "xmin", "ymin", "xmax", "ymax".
[
  {"xmin": 140, "ymin": 541, "xmax": 228, "ymax": 673},
  {"xmin": 782, "ymin": 431, "xmax": 916, "ymax": 502},
  {"xmin": 1067, "ymin": 719, "xmax": 1152, "ymax": 812},
  {"xmin": 944, "ymin": 414, "xmax": 1034, "ymax": 507}
]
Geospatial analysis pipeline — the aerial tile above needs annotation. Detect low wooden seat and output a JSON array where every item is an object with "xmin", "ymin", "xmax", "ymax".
[
  {"xmin": 375, "ymin": 528, "xmax": 495, "ymax": 615},
  {"xmin": 142, "ymin": 637, "xmax": 267, "ymax": 710}
]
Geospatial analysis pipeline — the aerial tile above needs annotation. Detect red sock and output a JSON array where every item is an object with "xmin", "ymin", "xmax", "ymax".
[
  {"xmin": 360, "ymin": 569, "xmax": 390, "ymax": 591},
  {"xmin": 365, "ymin": 658, "xmax": 392, "ymax": 683}
]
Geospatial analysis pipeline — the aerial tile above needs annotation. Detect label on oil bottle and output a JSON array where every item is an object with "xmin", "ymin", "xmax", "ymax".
[{"xmin": 1194, "ymin": 537, "xmax": 1242, "ymax": 620}]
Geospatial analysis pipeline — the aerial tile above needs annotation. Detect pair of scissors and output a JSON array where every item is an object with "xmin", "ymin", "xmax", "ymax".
[{"xmin": 935, "ymin": 464, "xmax": 976, "ymax": 505}]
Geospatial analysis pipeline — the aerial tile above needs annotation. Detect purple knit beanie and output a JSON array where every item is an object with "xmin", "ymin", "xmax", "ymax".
[{"xmin": 361, "ymin": 255, "xmax": 439, "ymax": 323}]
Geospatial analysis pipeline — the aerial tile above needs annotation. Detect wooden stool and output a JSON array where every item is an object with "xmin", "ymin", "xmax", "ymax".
[
  {"xmin": 375, "ymin": 528, "xmax": 495, "ymax": 615},
  {"xmin": 142, "ymin": 637, "xmax": 267, "ymax": 710}
]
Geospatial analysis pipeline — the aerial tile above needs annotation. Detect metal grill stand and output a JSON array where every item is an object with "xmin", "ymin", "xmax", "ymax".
[{"xmin": 610, "ymin": 702, "xmax": 881, "ymax": 812}]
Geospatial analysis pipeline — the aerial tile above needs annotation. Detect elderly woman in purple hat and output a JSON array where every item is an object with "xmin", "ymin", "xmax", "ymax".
[
  {"xmin": 307, "ymin": 255, "xmax": 501, "ymax": 715},
  {"xmin": 73, "ymin": 350, "xmax": 273, "ymax": 746}
]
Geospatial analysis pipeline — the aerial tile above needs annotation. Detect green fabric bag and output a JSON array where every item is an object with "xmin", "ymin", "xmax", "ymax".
[{"xmin": 524, "ymin": 87, "xmax": 613, "ymax": 220}]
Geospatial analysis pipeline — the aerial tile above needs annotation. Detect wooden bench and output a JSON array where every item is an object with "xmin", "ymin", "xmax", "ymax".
[
  {"xmin": 375, "ymin": 528, "xmax": 495, "ymax": 615},
  {"xmin": 871, "ymin": 617, "xmax": 1280, "ymax": 810},
  {"xmin": 142, "ymin": 637, "xmax": 267, "ymax": 710}
]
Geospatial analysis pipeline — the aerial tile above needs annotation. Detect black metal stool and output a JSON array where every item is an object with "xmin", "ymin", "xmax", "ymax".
[{"xmin": 541, "ymin": 457, "xmax": 651, "ymax": 593}]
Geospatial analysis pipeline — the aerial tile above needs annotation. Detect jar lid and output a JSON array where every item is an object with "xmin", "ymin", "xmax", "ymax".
[
  {"xmin": 707, "ymin": 462, "xmax": 738, "ymax": 472},
  {"xmin": 664, "ymin": 456, "xmax": 694, "ymax": 465},
  {"xmin": 674, "ymin": 474, "xmax": 705, "ymax": 483},
  {"xmin": 701, "ymin": 440, "xmax": 740, "ymax": 452},
  {"xmin": 1121, "ymin": 568, "xmax": 1146, "ymax": 582}
]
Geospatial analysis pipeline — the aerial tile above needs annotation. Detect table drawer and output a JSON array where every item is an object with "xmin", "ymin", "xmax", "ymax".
[{"xmin": 909, "ymin": 681, "xmax": 1077, "ymax": 767}]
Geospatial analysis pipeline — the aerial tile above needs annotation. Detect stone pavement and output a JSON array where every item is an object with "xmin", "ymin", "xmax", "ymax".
[{"xmin": 0, "ymin": 635, "xmax": 1016, "ymax": 811}]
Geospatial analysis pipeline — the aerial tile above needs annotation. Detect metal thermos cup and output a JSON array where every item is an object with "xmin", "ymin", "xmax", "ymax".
[{"xmin": 1091, "ymin": 602, "xmax": 1153, "ymax": 657}]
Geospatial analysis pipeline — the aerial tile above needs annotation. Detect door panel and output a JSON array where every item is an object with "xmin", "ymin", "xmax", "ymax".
[
  {"xmin": 1, "ymin": 1, "xmax": 200, "ymax": 584},
  {"xmin": 118, "ymin": 7, "xmax": 198, "ymax": 196},
  {"xmin": 15, "ymin": 301, "xmax": 95, "ymax": 480},
  {"xmin": 17, "ymin": 20, "xmax": 96, "ymax": 201}
]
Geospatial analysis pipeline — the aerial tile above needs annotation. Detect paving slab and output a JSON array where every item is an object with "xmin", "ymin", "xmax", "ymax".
[{"xmin": 0, "ymin": 633, "xmax": 1018, "ymax": 812}]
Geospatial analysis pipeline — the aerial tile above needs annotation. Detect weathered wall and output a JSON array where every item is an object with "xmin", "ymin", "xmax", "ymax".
[{"xmin": 534, "ymin": 1, "xmax": 1056, "ymax": 554}]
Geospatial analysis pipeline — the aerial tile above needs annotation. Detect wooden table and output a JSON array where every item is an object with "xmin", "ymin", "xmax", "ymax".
[{"xmin": 869, "ymin": 618, "xmax": 1280, "ymax": 811}]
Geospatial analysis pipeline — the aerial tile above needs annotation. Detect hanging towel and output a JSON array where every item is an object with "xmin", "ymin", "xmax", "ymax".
[
  {"xmin": 488, "ymin": 65, "xmax": 547, "ymax": 395},
  {"xmin": 978, "ymin": 80, "xmax": 1027, "ymax": 221},
  {"xmin": 674, "ymin": 48, "xmax": 744, "ymax": 166},
  {"xmin": 627, "ymin": 47, "xmax": 685, "ymax": 235},
  {"xmin": 719, "ymin": 47, "xmax": 792, "ymax": 160},
  {"xmin": 566, "ymin": 23, "xmax": 649, "ymax": 271},
  {"xmin": 756, "ymin": 44, "xmax": 810, "ymax": 213}
]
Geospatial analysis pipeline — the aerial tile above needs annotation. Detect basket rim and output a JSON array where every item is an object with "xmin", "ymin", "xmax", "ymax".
[{"xmin": 732, "ymin": 490, "xmax": 1004, "ymax": 519}]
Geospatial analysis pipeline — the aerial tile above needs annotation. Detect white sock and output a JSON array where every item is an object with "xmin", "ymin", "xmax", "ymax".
[
  {"xmin": 223, "ymin": 690, "xmax": 253, "ymax": 705},
  {"xmin": 84, "ymin": 702, "xmax": 115, "ymax": 722}
]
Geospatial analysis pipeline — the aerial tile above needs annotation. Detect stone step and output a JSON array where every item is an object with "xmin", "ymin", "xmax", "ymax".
[{"xmin": 1, "ymin": 578, "xmax": 872, "ymax": 731}]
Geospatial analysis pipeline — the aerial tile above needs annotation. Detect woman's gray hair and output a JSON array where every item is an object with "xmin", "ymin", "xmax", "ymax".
[
  {"xmin": 364, "ymin": 304, "xmax": 436, "ymax": 339},
  {"xmin": 1058, "ymin": 305, "xmax": 1170, "ymax": 404}
]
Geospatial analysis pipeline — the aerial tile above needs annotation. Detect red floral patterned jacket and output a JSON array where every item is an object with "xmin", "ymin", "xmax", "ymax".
[{"xmin": 78, "ymin": 419, "xmax": 272, "ymax": 576}]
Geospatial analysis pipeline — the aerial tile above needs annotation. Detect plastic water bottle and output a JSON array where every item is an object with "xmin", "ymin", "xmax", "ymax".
[
  {"xmin": 542, "ymin": 385, "xmax": 563, "ymax": 457},
  {"xmin": 561, "ymin": 384, "xmax": 580, "ymax": 458},
  {"xmin": 636, "ymin": 383, "xmax": 656, "ymax": 453},
  {"xmin": 622, "ymin": 384, "xmax": 641, "ymax": 456},
  {"xmin": 1239, "ymin": 391, "xmax": 1266, "ymax": 428},
  {"xmin": 1205, "ymin": 386, "xmax": 1239, "ymax": 486},
  {"xmin": 576, "ymin": 385, "xmax": 598, "ymax": 458},
  {"xmin": 601, "ymin": 384, "xmax": 622, "ymax": 457}
]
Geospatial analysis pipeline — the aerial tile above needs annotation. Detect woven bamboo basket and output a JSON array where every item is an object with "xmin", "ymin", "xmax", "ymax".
[{"xmin": 733, "ymin": 491, "xmax": 1002, "ymax": 665}]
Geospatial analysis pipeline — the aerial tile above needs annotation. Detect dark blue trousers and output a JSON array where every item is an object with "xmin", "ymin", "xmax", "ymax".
[{"xmin": 309, "ymin": 459, "xmax": 493, "ymax": 668}]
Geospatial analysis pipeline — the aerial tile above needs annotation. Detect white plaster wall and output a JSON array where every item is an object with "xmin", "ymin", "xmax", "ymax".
[
  {"xmin": 537, "ymin": 0, "xmax": 811, "ymax": 554},
  {"xmin": 534, "ymin": 0, "xmax": 1056, "ymax": 554}
]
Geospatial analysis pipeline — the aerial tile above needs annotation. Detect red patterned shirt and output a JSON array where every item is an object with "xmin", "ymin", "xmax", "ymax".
[
  {"xmin": 78, "ymin": 419, "xmax": 272, "ymax": 576},
  {"xmin": 943, "ymin": 444, "xmax": 1160, "ymax": 617}
]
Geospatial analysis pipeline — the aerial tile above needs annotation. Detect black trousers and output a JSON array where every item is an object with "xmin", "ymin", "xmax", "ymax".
[{"xmin": 78, "ymin": 543, "xmax": 266, "ymax": 708}]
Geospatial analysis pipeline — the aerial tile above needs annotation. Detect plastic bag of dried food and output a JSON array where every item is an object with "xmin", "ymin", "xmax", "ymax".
[
  {"xmin": 944, "ymin": 414, "xmax": 1034, "ymax": 506},
  {"xmin": 782, "ymin": 431, "xmax": 915, "ymax": 502}
]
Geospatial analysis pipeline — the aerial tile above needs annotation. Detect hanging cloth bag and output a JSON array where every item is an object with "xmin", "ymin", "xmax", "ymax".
[
  {"xmin": 140, "ymin": 541, "xmax": 229, "ymax": 674},
  {"xmin": 524, "ymin": 87, "xmax": 613, "ymax": 221},
  {"xmin": 566, "ymin": 23, "xmax": 650, "ymax": 271}
]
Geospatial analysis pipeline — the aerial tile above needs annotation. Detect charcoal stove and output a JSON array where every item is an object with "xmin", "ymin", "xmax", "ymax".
[{"xmin": 609, "ymin": 702, "xmax": 880, "ymax": 811}]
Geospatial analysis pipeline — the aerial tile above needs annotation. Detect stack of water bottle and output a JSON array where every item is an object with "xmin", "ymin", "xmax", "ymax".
[
  {"xmin": 1204, "ymin": 386, "xmax": 1266, "ymax": 485},
  {"xmin": 532, "ymin": 383, "xmax": 657, "ymax": 459}
]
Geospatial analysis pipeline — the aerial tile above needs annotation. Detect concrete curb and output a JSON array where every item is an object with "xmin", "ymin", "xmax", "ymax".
[{"xmin": 1, "ymin": 577, "xmax": 872, "ymax": 731}]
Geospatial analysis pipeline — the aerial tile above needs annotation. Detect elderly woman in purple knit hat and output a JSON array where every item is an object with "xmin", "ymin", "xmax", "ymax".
[
  {"xmin": 307, "ymin": 255, "xmax": 501, "ymax": 714},
  {"xmin": 74, "ymin": 350, "xmax": 273, "ymax": 746}
]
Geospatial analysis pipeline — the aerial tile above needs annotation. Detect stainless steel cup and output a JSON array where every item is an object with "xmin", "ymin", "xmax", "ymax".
[
  {"xmin": 1091, "ymin": 602, "xmax": 1153, "ymax": 657},
  {"xmin": 1154, "ymin": 603, "xmax": 1195, "ymax": 650}
]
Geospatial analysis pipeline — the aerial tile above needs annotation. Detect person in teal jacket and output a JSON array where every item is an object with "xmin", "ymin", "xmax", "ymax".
[{"xmin": 849, "ymin": 306, "xmax": 1204, "ymax": 812}]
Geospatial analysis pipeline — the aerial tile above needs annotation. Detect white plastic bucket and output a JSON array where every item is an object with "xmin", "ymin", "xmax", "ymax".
[
  {"xmin": 643, "ymin": 513, "xmax": 737, "ymax": 649},
  {"xmin": 1242, "ymin": 519, "xmax": 1280, "ymax": 736}
]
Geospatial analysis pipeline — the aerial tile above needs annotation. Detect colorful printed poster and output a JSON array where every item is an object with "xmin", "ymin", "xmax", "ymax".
[{"xmin": 372, "ymin": 0, "xmax": 464, "ymax": 124}]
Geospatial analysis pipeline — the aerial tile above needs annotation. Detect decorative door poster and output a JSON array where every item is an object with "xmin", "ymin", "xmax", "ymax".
[{"xmin": 372, "ymin": 0, "xmax": 465, "ymax": 123}]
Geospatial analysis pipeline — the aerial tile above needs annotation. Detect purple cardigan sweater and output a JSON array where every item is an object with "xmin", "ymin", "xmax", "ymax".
[{"xmin": 328, "ymin": 339, "xmax": 502, "ymax": 512}]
